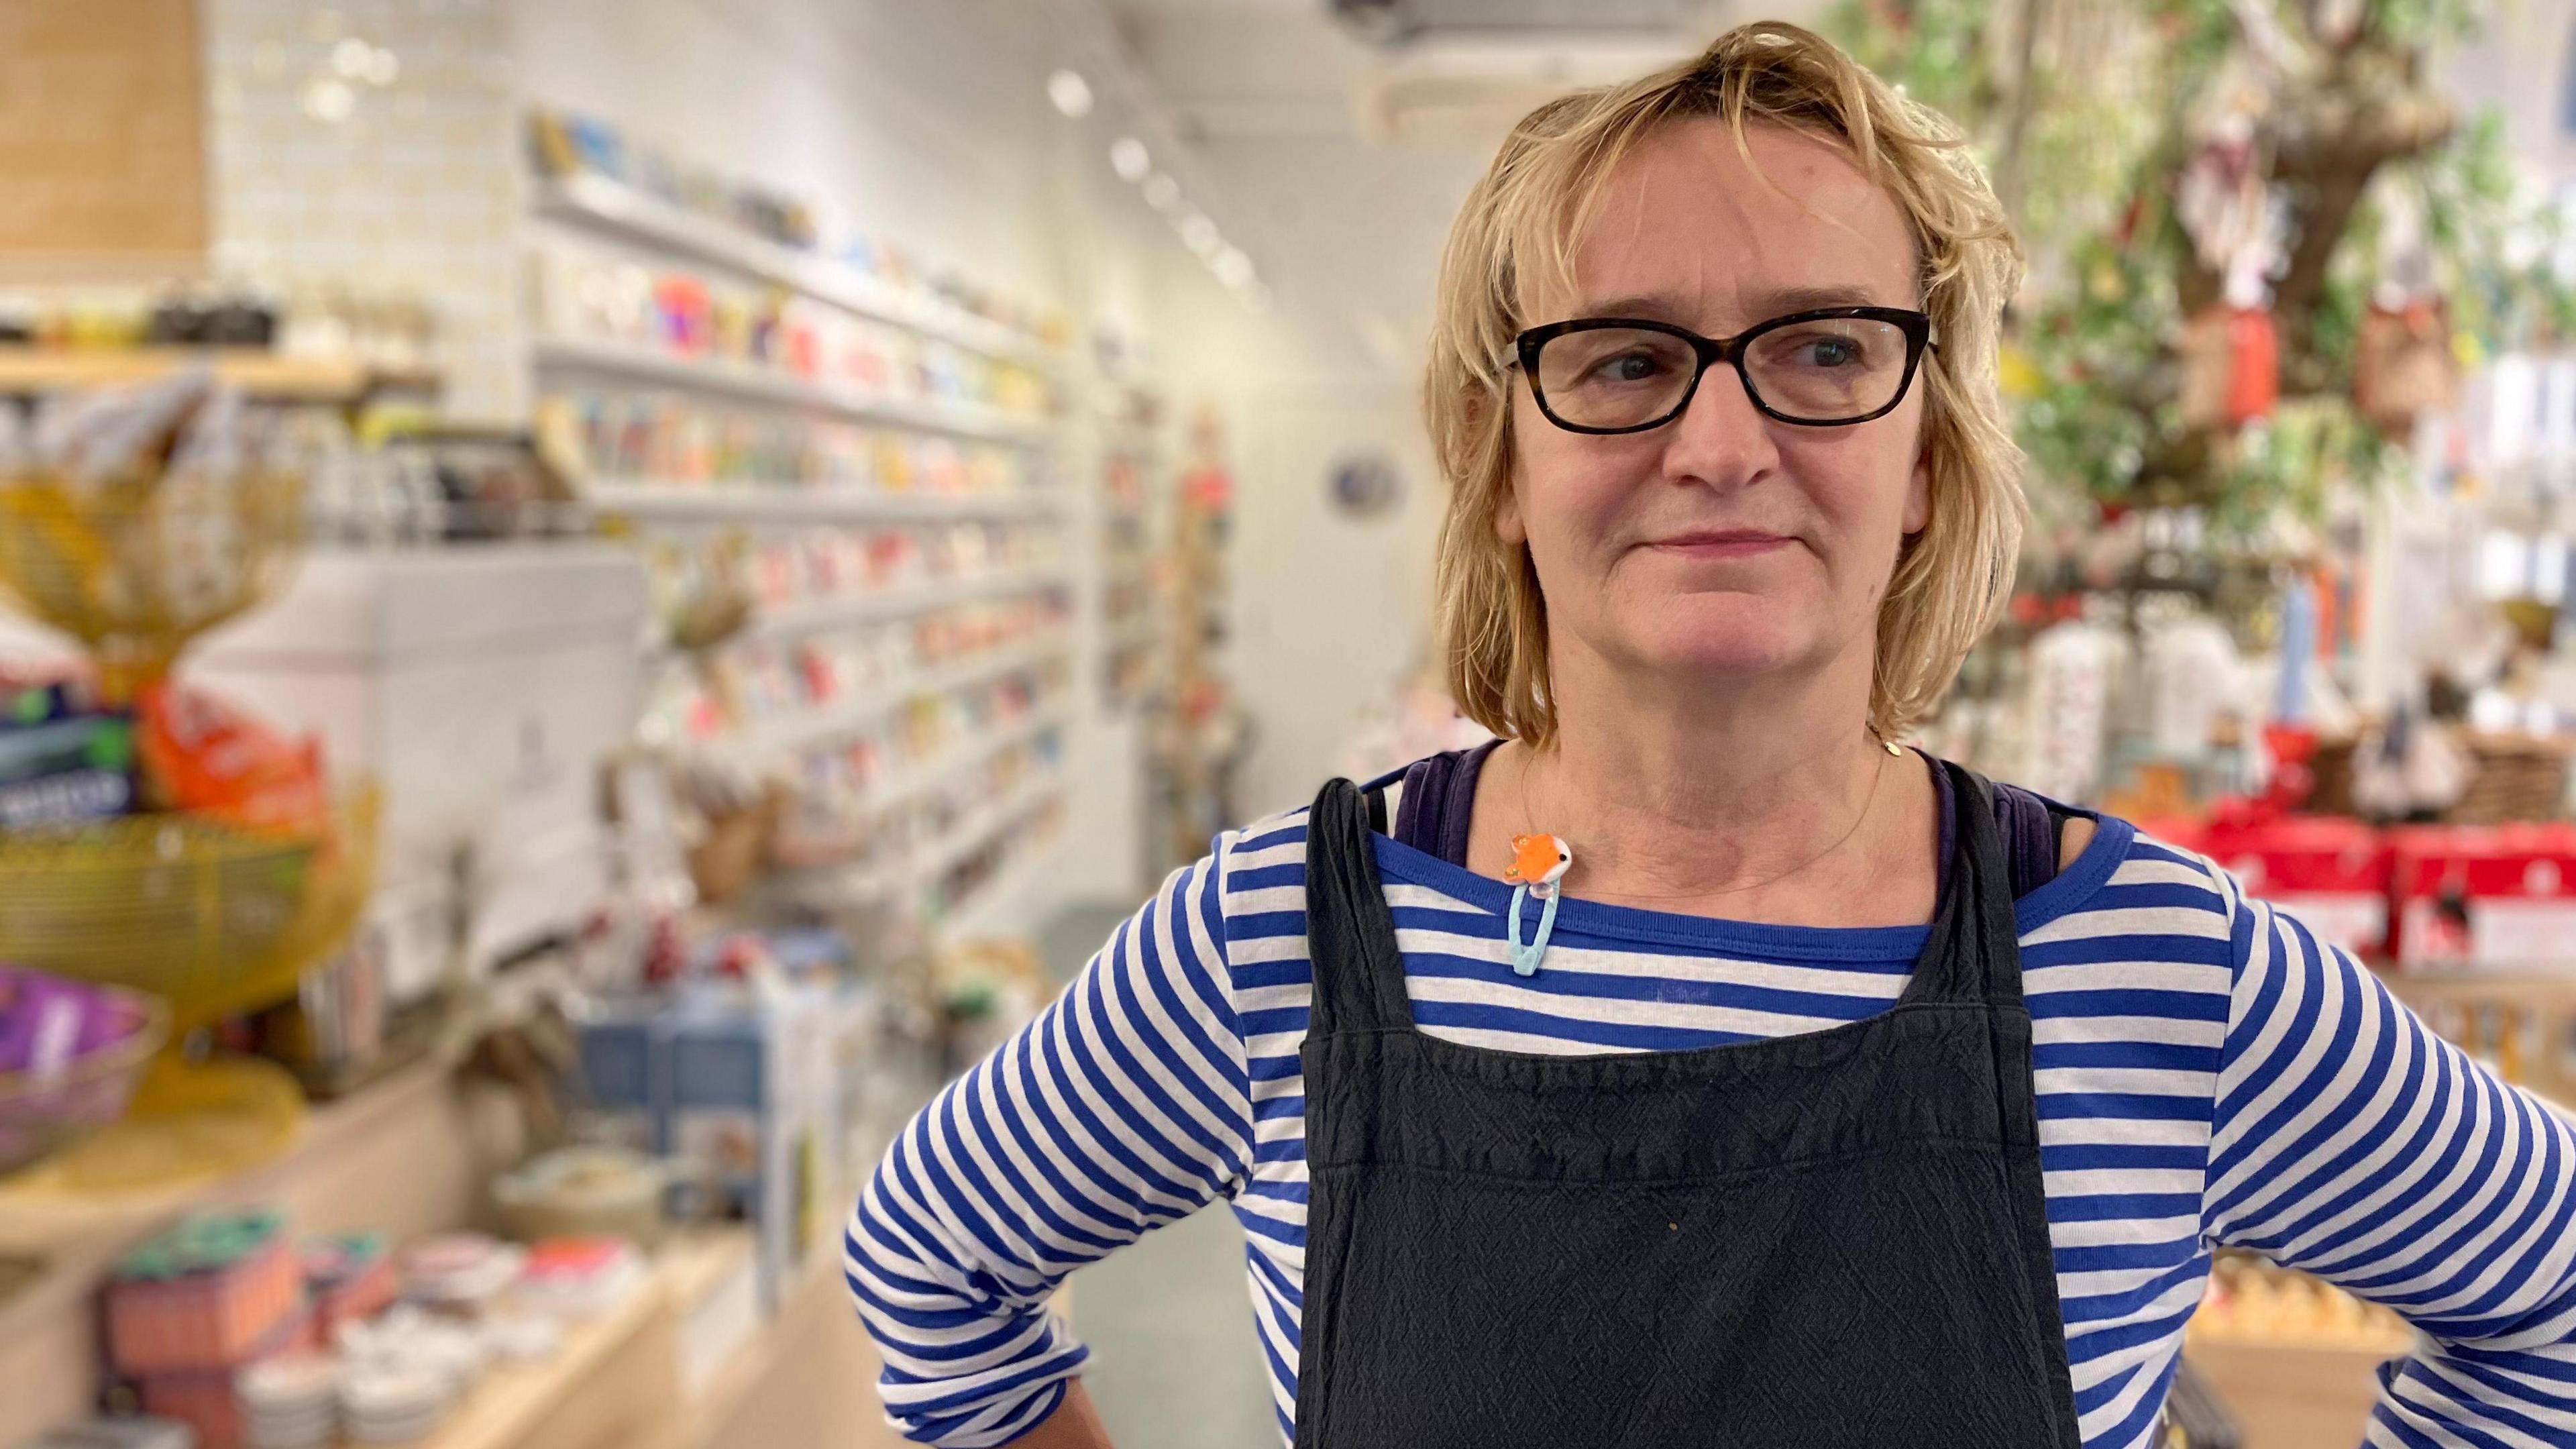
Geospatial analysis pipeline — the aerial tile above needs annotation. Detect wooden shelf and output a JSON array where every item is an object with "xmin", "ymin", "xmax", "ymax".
[
  {"xmin": 0, "ymin": 1053, "xmax": 503, "ymax": 1447},
  {"xmin": 534, "ymin": 335, "xmax": 1058, "ymax": 448},
  {"xmin": 409, "ymin": 1267, "xmax": 674, "ymax": 1449},
  {"xmin": 0, "ymin": 347, "xmax": 439, "ymax": 402},
  {"xmin": 587, "ymin": 479, "xmax": 1067, "ymax": 524},
  {"xmin": 535, "ymin": 174, "xmax": 1060, "ymax": 370},
  {"xmin": 2184, "ymin": 1336, "xmax": 2413, "ymax": 1449}
]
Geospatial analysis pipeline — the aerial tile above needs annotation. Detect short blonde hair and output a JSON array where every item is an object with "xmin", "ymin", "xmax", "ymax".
[{"xmin": 1426, "ymin": 20, "xmax": 2025, "ymax": 746}]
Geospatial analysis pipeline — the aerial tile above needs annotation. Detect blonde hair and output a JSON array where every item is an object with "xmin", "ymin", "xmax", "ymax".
[{"xmin": 1427, "ymin": 20, "xmax": 2025, "ymax": 746}]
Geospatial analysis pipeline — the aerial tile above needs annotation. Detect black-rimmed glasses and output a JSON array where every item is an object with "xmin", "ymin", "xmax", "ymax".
[{"xmin": 1515, "ymin": 307, "xmax": 1935, "ymax": 434}]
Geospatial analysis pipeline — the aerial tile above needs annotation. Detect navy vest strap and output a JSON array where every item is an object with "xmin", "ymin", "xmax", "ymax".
[
  {"xmin": 1993, "ymin": 782, "xmax": 2064, "ymax": 900},
  {"xmin": 1305, "ymin": 779, "xmax": 1413, "ymax": 1037}
]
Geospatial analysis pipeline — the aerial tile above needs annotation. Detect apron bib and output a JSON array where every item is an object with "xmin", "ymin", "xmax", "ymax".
[{"xmin": 1291, "ymin": 763, "xmax": 2084, "ymax": 1448}]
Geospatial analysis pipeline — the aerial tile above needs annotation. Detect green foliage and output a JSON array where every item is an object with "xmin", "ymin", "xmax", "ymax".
[{"xmin": 1837, "ymin": 0, "xmax": 2559, "ymax": 539}]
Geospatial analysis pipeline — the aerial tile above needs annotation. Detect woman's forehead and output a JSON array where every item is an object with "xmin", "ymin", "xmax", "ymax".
[{"xmin": 1531, "ymin": 117, "xmax": 1918, "ymax": 328}]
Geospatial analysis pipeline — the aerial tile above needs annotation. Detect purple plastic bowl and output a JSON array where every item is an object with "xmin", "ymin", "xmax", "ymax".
[{"xmin": 0, "ymin": 968, "xmax": 170, "ymax": 1177}]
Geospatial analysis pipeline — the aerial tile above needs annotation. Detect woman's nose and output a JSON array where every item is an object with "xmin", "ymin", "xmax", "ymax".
[{"xmin": 1662, "ymin": 363, "xmax": 1781, "ymax": 491}]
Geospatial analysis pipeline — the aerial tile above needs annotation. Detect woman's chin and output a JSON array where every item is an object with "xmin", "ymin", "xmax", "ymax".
[
  {"xmin": 1625, "ymin": 629, "xmax": 1819, "ymax": 682},
  {"xmin": 1613, "ymin": 601, "xmax": 1829, "ymax": 680}
]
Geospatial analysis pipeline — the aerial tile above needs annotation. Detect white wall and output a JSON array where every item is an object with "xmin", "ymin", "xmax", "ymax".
[{"xmin": 508, "ymin": 0, "xmax": 1459, "ymax": 837}]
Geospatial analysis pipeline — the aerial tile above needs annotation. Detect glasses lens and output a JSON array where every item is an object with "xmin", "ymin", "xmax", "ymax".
[
  {"xmin": 1534, "ymin": 327, "xmax": 1701, "ymax": 430},
  {"xmin": 1743, "ymin": 317, "xmax": 1911, "ymax": 421}
]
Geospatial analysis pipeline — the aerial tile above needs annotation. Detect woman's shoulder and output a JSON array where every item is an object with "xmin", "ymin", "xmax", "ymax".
[{"xmin": 1974, "ymin": 774, "xmax": 2239, "ymax": 923}]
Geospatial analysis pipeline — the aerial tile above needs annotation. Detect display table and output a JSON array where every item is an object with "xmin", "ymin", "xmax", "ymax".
[
  {"xmin": 0, "ymin": 1056, "xmax": 915, "ymax": 1449},
  {"xmin": 0, "ymin": 1055, "xmax": 511, "ymax": 1446}
]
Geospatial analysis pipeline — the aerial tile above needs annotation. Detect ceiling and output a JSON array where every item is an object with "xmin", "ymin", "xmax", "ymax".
[{"xmin": 1097, "ymin": 0, "xmax": 1823, "ymax": 366}]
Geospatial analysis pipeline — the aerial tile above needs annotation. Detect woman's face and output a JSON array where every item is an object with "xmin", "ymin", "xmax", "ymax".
[{"xmin": 1503, "ymin": 118, "xmax": 1930, "ymax": 703}]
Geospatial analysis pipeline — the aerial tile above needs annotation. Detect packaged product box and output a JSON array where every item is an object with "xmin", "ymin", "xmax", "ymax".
[
  {"xmin": 666, "ymin": 985, "xmax": 830, "ymax": 1311},
  {"xmin": 2204, "ymin": 814, "xmax": 2392, "ymax": 959},
  {"xmin": 0, "ymin": 679, "xmax": 135, "ymax": 828},
  {"xmin": 105, "ymin": 1212, "xmax": 302, "ymax": 1375},
  {"xmin": 2387, "ymin": 823, "xmax": 2576, "ymax": 971}
]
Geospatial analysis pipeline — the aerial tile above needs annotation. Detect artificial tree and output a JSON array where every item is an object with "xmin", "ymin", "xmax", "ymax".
[{"xmin": 1840, "ymin": 0, "xmax": 2556, "ymax": 534}]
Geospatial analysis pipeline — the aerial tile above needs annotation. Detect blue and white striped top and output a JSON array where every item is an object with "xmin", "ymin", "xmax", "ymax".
[{"xmin": 845, "ymin": 793, "xmax": 2576, "ymax": 1448}]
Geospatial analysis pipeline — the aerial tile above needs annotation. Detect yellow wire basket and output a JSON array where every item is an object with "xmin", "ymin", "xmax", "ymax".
[
  {"xmin": 0, "ymin": 787, "xmax": 379, "ymax": 1036},
  {"xmin": 0, "ymin": 444, "xmax": 378, "ymax": 1188},
  {"xmin": 0, "ymin": 470, "xmax": 306, "ymax": 702}
]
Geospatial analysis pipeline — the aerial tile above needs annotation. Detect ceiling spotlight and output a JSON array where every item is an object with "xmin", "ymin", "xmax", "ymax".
[
  {"xmin": 331, "ymin": 37, "xmax": 374, "ymax": 78},
  {"xmin": 1141, "ymin": 173, "xmax": 1181, "ymax": 213},
  {"xmin": 1212, "ymin": 247, "xmax": 1255, "ymax": 289},
  {"xmin": 301, "ymin": 76, "xmax": 356, "ymax": 123},
  {"xmin": 1110, "ymin": 137, "xmax": 1151, "ymax": 182},
  {"xmin": 1179, "ymin": 213, "xmax": 1220, "ymax": 256},
  {"xmin": 1046, "ymin": 69, "xmax": 1093, "ymax": 118}
]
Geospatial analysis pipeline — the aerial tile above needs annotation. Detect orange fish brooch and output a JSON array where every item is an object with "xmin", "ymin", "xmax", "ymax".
[{"xmin": 1502, "ymin": 832, "xmax": 1572, "ymax": 977}]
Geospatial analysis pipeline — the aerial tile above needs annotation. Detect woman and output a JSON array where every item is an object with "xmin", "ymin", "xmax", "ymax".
[{"xmin": 848, "ymin": 23, "xmax": 2576, "ymax": 1448}]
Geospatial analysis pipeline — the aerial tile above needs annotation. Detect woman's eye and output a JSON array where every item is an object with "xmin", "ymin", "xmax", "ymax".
[
  {"xmin": 1591, "ymin": 352, "xmax": 1666, "ymax": 383},
  {"xmin": 1793, "ymin": 336, "xmax": 1862, "ymax": 368}
]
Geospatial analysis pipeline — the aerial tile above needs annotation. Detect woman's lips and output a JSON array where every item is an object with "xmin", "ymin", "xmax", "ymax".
[{"xmin": 1643, "ymin": 529, "xmax": 1795, "ymax": 559}]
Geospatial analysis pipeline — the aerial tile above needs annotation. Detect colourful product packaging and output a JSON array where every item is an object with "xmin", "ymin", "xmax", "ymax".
[
  {"xmin": 0, "ymin": 679, "xmax": 136, "ymax": 826},
  {"xmin": 2388, "ymin": 823, "xmax": 2576, "ymax": 971},
  {"xmin": 130, "ymin": 1309, "xmax": 317, "ymax": 1449},
  {"xmin": 2204, "ymin": 814, "xmax": 2392, "ymax": 959},
  {"xmin": 301, "ymin": 1232, "xmax": 397, "ymax": 1334},
  {"xmin": 0, "ymin": 965, "xmax": 148, "ymax": 1075},
  {"xmin": 134, "ymin": 684, "xmax": 328, "ymax": 838},
  {"xmin": 107, "ymin": 1212, "xmax": 304, "ymax": 1375}
]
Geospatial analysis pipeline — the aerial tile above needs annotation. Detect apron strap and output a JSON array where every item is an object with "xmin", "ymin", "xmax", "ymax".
[
  {"xmin": 1934, "ymin": 761, "xmax": 2028, "ymax": 1006},
  {"xmin": 1305, "ymin": 778, "xmax": 1415, "ymax": 1037}
]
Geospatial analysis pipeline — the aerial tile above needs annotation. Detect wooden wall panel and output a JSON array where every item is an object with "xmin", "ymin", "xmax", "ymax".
[{"xmin": 0, "ymin": 0, "xmax": 208, "ymax": 267}]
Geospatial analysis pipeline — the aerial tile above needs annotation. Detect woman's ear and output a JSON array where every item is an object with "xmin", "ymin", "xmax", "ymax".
[
  {"xmin": 1902, "ymin": 453, "xmax": 1932, "ymax": 536},
  {"xmin": 1495, "ymin": 476, "xmax": 1528, "ymax": 545}
]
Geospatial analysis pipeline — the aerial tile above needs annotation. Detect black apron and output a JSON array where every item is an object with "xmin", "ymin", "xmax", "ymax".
[{"xmin": 1292, "ymin": 763, "xmax": 2085, "ymax": 1448}]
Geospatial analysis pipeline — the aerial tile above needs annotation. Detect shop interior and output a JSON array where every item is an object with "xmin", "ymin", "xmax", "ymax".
[{"xmin": 3, "ymin": 1, "xmax": 2576, "ymax": 1447}]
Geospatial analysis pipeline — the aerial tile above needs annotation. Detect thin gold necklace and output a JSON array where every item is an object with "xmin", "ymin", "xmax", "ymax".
[{"xmin": 1516, "ymin": 735, "xmax": 1897, "ymax": 903}]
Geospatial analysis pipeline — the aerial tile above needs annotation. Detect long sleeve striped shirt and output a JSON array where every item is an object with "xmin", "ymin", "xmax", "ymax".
[{"xmin": 845, "ymin": 804, "xmax": 2576, "ymax": 1447}]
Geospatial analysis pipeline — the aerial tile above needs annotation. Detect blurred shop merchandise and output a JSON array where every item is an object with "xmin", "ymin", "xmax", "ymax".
[
  {"xmin": 0, "ymin": 378, "xmax": 378, "ymax": 1187},
  {"xmin": 30, "ymin": 1420, "xmax": 195, "ymax": 1449},
  {"xmin": 491, "ymin": 1146, "xmax": 668, "ymax": 1247},
  {"xmin": 0, "ymin": 965, "xmax": 166, "ymax": 1175},
  {"xmin": 1150, "ymin": 406, "xmax": 1246, "ymax": 872}
]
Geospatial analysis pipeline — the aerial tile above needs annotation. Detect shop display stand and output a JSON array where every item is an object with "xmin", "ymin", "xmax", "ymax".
[
  {"xmin": 1149, "ymin": 414, "xmax": 1244, "ymax": 874},
  {"xmin": 0, "ymin": 349, "xmax": 442, "ymax": 405},
  {"xmin": 1096, "ymin": 407, "xmax": 1165, "ymax": 710},
  {"xmin": 528, "ymin": 174, "xmax": 1078, "ymax": 938}
]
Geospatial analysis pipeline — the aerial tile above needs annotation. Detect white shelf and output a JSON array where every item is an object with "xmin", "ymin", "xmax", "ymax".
[
  {"xmin": 739, "ymin": 632, "xmax": 1070, "ymax": 757},
  {"xmin": 861, "ymin": 707, "xmax": 1067, "ymax": 815},
  {"xmin": 533, "ymin": 334, "xmax": 1058, "ymax": 447},
  {"xmin": 939, "ymin": 840, "xmax": 1057, "ymax": 940},
  {"xmin": 752, "ymin": 569, "xmax": 1070, "ymax": 638},
  {"xmin": 854, "ymin": 771, "xmax": 1063, "ymax": 898},
  {"xmin": 586, "ymin": 479, "xmax": 1067, "ymax": 523},
  {"xmin": 535, "ymin": 174, "xmax": 1060, "ymax": 369}
]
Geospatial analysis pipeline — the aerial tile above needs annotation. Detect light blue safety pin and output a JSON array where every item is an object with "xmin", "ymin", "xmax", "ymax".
[
  {"xmin": 1506, "ymin": 883, "xmax": 1562, "ymax": 977},
  {"xmin": 1502, "ymin": 834, "xmax": 1572, "ymax": 977}
]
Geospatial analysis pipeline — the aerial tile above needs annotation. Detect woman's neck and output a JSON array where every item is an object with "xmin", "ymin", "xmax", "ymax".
[{"xmin": 1470, "ymin": 651, "xmax": 1940, "ymax": 926}]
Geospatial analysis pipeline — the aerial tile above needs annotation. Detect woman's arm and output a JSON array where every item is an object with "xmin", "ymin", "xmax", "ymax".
[
  {"xmin": 844, "ymin": 848, "xmax": 1251, "ymax": 1446},
  {"xmin": 1008, "ymin": 1382, "xmax": 1114, "ymax": 1449},
  {"xmin": 2204, "ymin": 883, "xmax": 2576, "ymax": 1442}
]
